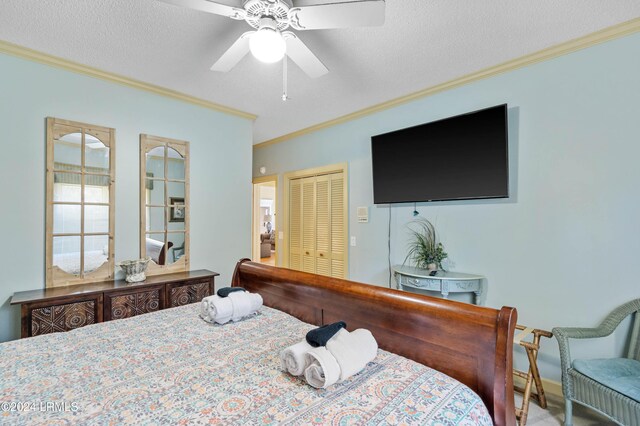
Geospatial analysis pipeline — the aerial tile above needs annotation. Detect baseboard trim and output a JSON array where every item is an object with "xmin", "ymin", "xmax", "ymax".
[
  {"xmin": 514, "ymin": 374, "xmax": 563, "ymax": 399},
  {"xmin": 254, "ymin": 17, "xmax": 640, "ymax": 149},
  {"xmin": 0, "ymin": 40, "xmax": 257, "ymax": 121}
]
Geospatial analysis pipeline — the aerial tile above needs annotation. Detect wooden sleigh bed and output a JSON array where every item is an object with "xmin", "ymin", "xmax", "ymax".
[
  {"xmin": 232, "ymin": 259, "xmax": 518, "ymax": 426},
  {"xmin": 1, "ymin": 260, "xmax": 517, "ymax": 425}
]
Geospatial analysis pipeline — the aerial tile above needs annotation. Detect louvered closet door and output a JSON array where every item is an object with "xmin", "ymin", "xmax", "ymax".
[
  {"xmin": 288, "ymin": 171, "xmax": 346, "ymax": 278},
  {"xmin": 315, "ymin": 175, "xmax": 331, "ymax": 276},
  {"xmin": 329, "ymin": 172, "xmax": 346, "ymax": 278},
  {"xmin": 301, "ymin": 177, "xmax": 316, "ymax": 273},
  {"xmin": 289, "ymin": 179, "xmax": 302, "ymax": 271}
]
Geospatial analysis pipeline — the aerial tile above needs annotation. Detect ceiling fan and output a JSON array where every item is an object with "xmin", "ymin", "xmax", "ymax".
[{"xmin": 158, "ymin": 0, "xmax": 386, "ymax": 78}]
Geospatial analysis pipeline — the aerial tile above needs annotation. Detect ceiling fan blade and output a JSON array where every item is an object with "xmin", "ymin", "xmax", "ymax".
[
  {"xmin": 211, "ymin": 32, "xmax": 254, "ymax": 72},
  {"xmin": 289, "ymin": 0, "xmax": 385, "ymax": 31},
  {"xmin": 283, "ymin": 32, "xmax": 328, "ymax": 78},
  {"xmin": 157, "ymin": 0, "xmax": 246, "ymax": 19}
]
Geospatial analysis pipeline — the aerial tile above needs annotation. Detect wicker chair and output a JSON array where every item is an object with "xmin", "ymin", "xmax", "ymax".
[{"xmin": 553, "ymin": 299, "xmax": 640, "ymax": 426}]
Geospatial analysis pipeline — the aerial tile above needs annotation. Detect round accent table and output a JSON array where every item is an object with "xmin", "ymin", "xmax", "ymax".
[{"xmin": 393, "ymin": 265, "xmax": 485, "ymax": 305}]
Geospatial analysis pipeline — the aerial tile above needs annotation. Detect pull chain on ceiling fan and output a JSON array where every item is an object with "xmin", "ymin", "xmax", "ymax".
[
  {"xmin": 158, "ymin": 0, "xmax": 386, "ymax": 79},
  {"xmin": 282, "ymin": 55, "xmax": 289, "ymax": 101}
]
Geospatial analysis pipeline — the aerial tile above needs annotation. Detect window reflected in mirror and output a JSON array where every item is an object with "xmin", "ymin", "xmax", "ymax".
[
  {"xmin": 84, "ymin": 134, "xmax": 110, "ymax": 173},
  {"xmin": 140, "ymin": 135, "xmax": 189, "ymax": 273},
  {"xmin": 47, "ymin": 118, "xmax": 115, "ymax": 287}
]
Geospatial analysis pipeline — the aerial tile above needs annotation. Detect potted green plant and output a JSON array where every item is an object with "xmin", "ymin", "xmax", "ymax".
[{"xmin": 404, "ymin": 218, "xmax": 448, "ymax": 271}]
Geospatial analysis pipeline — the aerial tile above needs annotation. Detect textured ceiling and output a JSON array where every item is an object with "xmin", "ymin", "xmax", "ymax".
[{"xmin": 1, "ymin": 1, "xmax": 639, "ymax": 143}]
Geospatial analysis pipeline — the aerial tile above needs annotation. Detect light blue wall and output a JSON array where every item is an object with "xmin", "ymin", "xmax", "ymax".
[
  {"xmin": 0, "ymin": 53, "xmax": 253, "ymax": 342},
  {"xmin": 254, "ymin": 32, "xmax": 640, "ymax": 381}
]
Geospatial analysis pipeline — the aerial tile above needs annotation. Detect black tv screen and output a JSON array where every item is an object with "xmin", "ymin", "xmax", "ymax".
[{"xmin": 371, "ymin": 104, "xmax": 509, "ymax": 204}]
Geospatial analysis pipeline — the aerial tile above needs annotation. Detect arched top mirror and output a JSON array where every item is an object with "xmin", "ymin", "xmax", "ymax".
[
  {"xmin": 140, "ymin": 134, "xmax": 190, "ymax": 275},
  {"xmin": 46, "ymin": 118, "xmax": 115, "ymax": 287}
]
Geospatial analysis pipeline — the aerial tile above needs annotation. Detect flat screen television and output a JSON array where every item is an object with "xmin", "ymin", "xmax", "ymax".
[{"xmin": 371, "ymin": 104, "xmax": 509, "ymax": 204}]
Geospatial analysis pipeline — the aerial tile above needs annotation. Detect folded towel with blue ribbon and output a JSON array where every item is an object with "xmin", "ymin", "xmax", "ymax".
[
  {"xmin": 280, "ymin": 321, "xmax": 345, "ymax": 379},
  {"xmin": 303, "ymin": 328, "xmax": 378, "ymax": 388},
  {"xmin": 280, "ymin": 322, "xmax": 378, "ymax": 389},
  {"xmin": 203, "ymin": 291, "xmax": 263, "ymax": 325}
]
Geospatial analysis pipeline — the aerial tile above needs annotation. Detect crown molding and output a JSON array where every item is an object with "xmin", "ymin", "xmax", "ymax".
[
  {"xmin": 0, "ymin": 39, "xmax": 257, "ymax": 121},
  {"xmin": 254, "ymin": 17, "xmax": 640, "ymax": 150}
]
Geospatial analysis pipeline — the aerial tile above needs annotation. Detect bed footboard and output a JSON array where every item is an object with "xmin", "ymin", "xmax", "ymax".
[{"xmin": 232, "ymin": 259, "xmax": 517, "ymax": 426}]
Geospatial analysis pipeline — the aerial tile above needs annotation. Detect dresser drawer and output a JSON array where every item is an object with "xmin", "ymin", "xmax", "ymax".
[
  {"xmin": 24, "ymin": 295, "xmax": 103, "ymax": 338},
  {"xmin": 104, "ymin": 285, "xmax": 164, "ymax": 321},
  {"xmin": 396, "ymin": 274, "xmax": 441, "ymax": 291},
  {"xmin": 167, "ymin": 279, "xmax": 213, "ymax": 308}
]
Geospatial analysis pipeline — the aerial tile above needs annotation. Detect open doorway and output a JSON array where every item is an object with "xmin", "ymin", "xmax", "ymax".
[{"xmin": 252, "ymin": 176, "xmax": 277, "ymax": 266}]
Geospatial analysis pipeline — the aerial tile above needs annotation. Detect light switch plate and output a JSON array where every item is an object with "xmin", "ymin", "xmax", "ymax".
[
  {"xmin": 278, "ymin": 231, "xmax": 284, "ymax": 240},
  {"xmin": 357, "ymin": 206, "xmax": 369, "ymax": 223},
  {"xmin": 350, "ymin": 236, "xmax": 357, "ymax": 246}
]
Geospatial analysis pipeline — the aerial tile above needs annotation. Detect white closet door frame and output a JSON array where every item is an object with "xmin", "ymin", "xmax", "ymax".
[{"xmin": 282, "ymin": 163, "xmax": 349, "ymax": 278}]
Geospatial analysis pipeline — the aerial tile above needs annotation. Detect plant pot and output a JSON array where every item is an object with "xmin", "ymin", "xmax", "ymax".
[{"xmin": 426, "ymin": 263, "xmax": 438, "ymax": 271}]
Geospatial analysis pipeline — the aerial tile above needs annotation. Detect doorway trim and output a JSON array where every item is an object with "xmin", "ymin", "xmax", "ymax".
[
  {"xmin": 252, "ymin": 174, "xmax": 278, "ymax": 265},
  {"xmin": 282, "ymin": 162, "xmax": 348, "ymax": 276}
]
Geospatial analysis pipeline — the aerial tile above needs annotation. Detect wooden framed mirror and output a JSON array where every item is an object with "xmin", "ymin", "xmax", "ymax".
[
  {"xmin": 140, "ymin": 134, "xmax": 190, "ymax": 275},
  {"xmin": 46, "ymin": 118, "xmax": 115, "ymax": 287}
]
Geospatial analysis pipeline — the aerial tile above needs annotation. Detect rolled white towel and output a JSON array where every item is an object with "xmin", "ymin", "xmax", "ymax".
[
  {"xmin": 304, "ymin": 346, "xmax": 341, "ymax": 389},
  {"xmin": 250, "ymin": 293, "xmax": 263, "ymax": 312},
  {"xmin": 208, "ymin": 296, "xmax": 234, "ymax": 325},
  {"xmin": 229, "ymin": 292, "xmax": 263, "ymax": 321},
  {"xmin": 280, "ymin": 340, "xmax": 314, "ymax": 376},
  {"xmin": 200, "ymin": 295, "xmax": 217, "ymax": 322},
  {"xmin": 229, "ymin": 291, "xmax": 252, "ymax": 321},
  {"xmin": 325, "ymin": 328, "xmax": 378, "ymax": 381}
]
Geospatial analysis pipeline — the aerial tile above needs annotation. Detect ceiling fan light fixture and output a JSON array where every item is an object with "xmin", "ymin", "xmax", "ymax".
[{"xmin": 249, "ymin": 18, "xmax": 286, "ymax": 64}]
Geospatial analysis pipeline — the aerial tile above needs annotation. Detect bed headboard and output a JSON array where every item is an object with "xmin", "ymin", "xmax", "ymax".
[{"xmin": 232, "ymin": 259, "xmax": 517, "ymax": 426}]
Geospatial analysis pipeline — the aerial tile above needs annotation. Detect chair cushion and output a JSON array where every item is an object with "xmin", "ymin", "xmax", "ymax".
[{"xmin": 572, "ymin": 358, "xmax": 640, "ymax": 403}]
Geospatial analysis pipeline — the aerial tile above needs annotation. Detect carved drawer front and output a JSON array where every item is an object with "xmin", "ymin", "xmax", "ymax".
[
  {"xmin": 107, "ymin": 287, "xmax": 161, "ymax": 320},
  {"xmin": 169, "ymin": 281, "xmax": 212, "ymax": 307},
  {"xmin": 31, "ymin": 300, "xmax": 97, "ymax": 337},
  {"xmin": 449, "ymin": 280, "xmax": 481, "ymax": 291},
  {"xmin": 414, "ymin": 278, "xmax": 441, "ymax": 291}
]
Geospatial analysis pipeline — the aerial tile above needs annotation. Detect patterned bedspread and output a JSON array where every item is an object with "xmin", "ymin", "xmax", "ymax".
[{"xmin": 0, "ymin": 304, "xmax": 492, "ymax": 425}]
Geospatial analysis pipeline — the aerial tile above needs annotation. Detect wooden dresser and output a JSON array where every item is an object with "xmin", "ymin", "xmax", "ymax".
[{"xmin": 11, "ymin": 270, "xmax": 219, "ymax": 338}]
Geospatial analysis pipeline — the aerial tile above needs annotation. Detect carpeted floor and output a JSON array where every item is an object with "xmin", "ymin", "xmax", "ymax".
[{"xmin": 517, "ymin": 393, "xmax": 617, "ymax": 425}]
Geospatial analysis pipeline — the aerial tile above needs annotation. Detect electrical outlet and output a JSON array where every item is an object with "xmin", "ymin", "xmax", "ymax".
[{"xmin": 350, "ymin": 236, "xmax": 357, "ymax": 246}]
